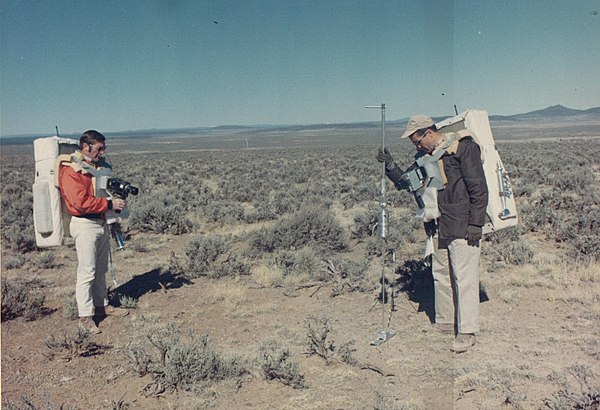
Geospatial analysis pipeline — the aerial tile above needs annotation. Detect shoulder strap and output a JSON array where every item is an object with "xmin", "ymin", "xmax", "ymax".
[
  {"xmin": 54, "ymin": 152, "xmax": 90, "ymax": 188},
  {"xmin": 442, "ymin": 130, "xmax": 473, "ymax": 155}
]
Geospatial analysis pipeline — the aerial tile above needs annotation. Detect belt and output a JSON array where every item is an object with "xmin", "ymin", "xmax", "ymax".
[{"xmin": 74, "ymin": 213, "xmax": 105, "ymax": 220}]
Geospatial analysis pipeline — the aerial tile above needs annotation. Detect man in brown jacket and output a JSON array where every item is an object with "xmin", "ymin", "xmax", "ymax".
[{"xmin": 378, "ymin": 115, "xmax": 488, "ymax": 353}]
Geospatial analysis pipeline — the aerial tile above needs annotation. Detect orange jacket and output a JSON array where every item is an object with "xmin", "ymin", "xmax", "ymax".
[{"xmin": 59, "ymin": 164, "xmax": 109, "ymax": 217}]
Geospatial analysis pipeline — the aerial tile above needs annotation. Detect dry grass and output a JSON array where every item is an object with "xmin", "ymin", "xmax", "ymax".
[
  {"xmin": 202, "ymin": 280, "xmax": 249, "ymax": 317},
  {"xmin": 251, "ymin": 263, "xmax": 284, "ymax": 287}
]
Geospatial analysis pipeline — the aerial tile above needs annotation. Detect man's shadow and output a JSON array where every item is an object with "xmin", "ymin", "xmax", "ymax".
[
  {"xmin": 109, "ymin": 267, "xmax": 192, "ymax": 302},
  {"xmin": 395, "ymin": 259, "xmax": 489, "ymax": 324},
  {"xmin": 396, "ymin": 259, "xmax": 436, "ymax": 322}
]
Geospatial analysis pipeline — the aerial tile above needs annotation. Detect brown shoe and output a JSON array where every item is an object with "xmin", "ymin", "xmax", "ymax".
[
  {"xmin": 97, "ymin": 305, "xmax": 129, "ymax": 317},
  {"xmin": 434, "ymin": 323, "xmax": 455, "ymax": 334},
  {"xmin": 451, "ymin": 333, "xmax": 476, "ymax": 353},
  {"xmin": 79, "ymin": 317, "xmax": 101, "ymax": 334}
]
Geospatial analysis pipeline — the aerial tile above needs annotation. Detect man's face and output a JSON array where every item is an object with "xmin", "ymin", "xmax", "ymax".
[
  {"xmin": 82, "ymin": 142, "xmax": 106, "ymax": 163},
  {"xmin": 409, "ymin": 129, "xmax": 435, "ymax": 154}
]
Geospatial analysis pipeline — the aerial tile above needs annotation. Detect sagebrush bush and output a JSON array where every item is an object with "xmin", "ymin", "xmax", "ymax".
[
  {"xmin": 2, "ymin": 254, "xmax": 27, "ymax": 270},
  {"xmin": 275, "ymin": 247, "xmax": 320, "ymax": 278},
  {"xmin": 484, "ymin": 237, "xmax": 535, "ymax": 266},
  {"xmin": 544, "ymin": 363, "xmax": 600, "ymax": 410},
  {"xmin": 33, "ymin": 251, "xmax": 57, "ymax": 269},
  {"xmin": 161, "ymin": 333, "xmax": 247, "ymax": 391},
  {"xmin": 129, "ymin": 199, "xmax": 193, "ymax": 234},
  {"xmin": 251, "ymin": 205, "xmax": 348, "ymax": 253},
  {"xmin": 122, "ymin": 322, "xmax": 248, "ymax": 393},
  {"xmin": 305, "ymin": 314, "xmax": 335, "ymax": 363},
  {"xmin": 350, "ymin": 208, "xmax": 378, "ymax": 239},
  {"xmin": 185, "ymin": 235, "xmax": 230, "ymax": 278},
  {"xmin": 1, "ymin": 277, "xmax": 45, "ymax": 321},
  {"xmin": 200, "ymin": 200, "xmax": 245, "ymax": 224},
  {"xmin": 122, "ymin": 341, "xmax": 152, "ymax": 377},
  {"xmin": 259, "ymin": 339, "xmax": 306, "ymax": 389},
  {"xmin": 45, "ymin": 327, "xmax": 108, "ymax": 360},
  {"xmin": 502, "ymin": 240, "xmax": 535, "ymax": 266},
  {"xmin": 62, "ymin": 293, "xmax": 79, "ymax": 320},
  {"xmin": 555, "ymin": 207, "xmax": 600, "ymax": 262},
  {"xmin": 212, "ymin": 253, "xmax": 252, "ymax": 278},
  {"xmin": 327, "ymin": 257, "xmax": 371, "ymax": 295},
  {"xmin": 1, "ymin": 182, "xmax": 36, "ymax": 253}
]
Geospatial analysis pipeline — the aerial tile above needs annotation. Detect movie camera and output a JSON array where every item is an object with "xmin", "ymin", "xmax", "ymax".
[
  {"xmin": 107, "ymin": 178, "xmax": 139, "ymax": 200},
  {"xmin": 396, "ymin": 157, "xmax": 445, "ymax": 210},
  {"xmin": 105, "ymin": 177, "xmax": 139, "ymax": 250}
]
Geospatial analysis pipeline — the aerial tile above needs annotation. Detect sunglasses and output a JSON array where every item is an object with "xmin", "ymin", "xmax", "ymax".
[
  {"xmin": 411, "ymin": 130, "xmax": 428, "ymax": 147},
  {"xmin": 89, "ymin": 144, "xmax": 106, "ymax": 153}
]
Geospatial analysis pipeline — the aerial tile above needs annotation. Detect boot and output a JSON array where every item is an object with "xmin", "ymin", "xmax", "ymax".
[
  {"xmin": 96, "ymin": 305, "xmax": 129, "ymax": 318},
  {"xmin": 451, "ymin": 333, "xmax": 476, "ymax": 353},
  {"xmin": 79, "ymin": 316, "xmax": 101, "ymax": 334}
]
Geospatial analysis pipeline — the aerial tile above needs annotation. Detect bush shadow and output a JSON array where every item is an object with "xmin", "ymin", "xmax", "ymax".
[{"xmin": 110, "ymin": 267, "xmax": 192, "ymax": 301}]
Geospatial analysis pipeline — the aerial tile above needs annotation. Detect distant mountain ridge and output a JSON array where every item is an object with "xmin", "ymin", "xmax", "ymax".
[
  {"xmin": 1, "ymin": 105, "xmax": 599, "ymax": 144},
  {"xmin": 489, "ymin": 104, "xmax": 600, "ymax": 121}
]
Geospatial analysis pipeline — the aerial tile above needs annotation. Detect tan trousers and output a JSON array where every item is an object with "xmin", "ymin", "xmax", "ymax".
[
  {"xmin": 432, "ymin": 238, "xmax": 481, "ymax": 334},
  {"xmin": 70, "ymin": 217, "xmax": 110, "ymax": 317}
]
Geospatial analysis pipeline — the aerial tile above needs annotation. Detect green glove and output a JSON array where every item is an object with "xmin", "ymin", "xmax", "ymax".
[{"xmin": 467, "ymin": 225, "xmax": 482, "ymax": 247}]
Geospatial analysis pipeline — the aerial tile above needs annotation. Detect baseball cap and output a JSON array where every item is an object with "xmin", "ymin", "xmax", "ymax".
[{"xmin": 400, "ymin": 115, "xmax": 434, "ymax": 139}]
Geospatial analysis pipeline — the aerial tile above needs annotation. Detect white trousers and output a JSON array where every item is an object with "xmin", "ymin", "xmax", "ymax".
[
  {"xmin": 432, "ymin": 238, "xmax": 481, "ymax": 334},
  {"xmin": 70, "ymin": 217, "xmax": 109, "ymax": 317}
]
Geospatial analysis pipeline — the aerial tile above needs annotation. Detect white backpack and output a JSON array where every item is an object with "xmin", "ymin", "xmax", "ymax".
[
  {"xmin": 32, "ymin": 136, "xmax": 79, "ymax": 247},
  {"xmin": 435, "ymin": 110, "xmax": 518, "ymax": 234}
]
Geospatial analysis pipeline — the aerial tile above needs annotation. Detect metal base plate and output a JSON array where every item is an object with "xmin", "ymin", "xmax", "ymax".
[{"xmin": 370, "ymin": 330, "xmax": 396, "ymax": 346}]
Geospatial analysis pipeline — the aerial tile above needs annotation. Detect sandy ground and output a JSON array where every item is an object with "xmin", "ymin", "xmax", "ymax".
[{"xmin": 2, "ymin": 229, "xmax": 599, "ymax": 410}]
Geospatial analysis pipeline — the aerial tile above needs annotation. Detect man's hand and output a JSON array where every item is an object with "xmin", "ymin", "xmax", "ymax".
[
  {"xmin": 466, "ymin": 225, "xmax": 482, "ymax": 247},
  {"xmin": 377, "ymin": 148, "xmax": 396, "ymax": 171},
  {"xmin": 111, "ymin": 198, "xmax": 126, "ymax": 212}
]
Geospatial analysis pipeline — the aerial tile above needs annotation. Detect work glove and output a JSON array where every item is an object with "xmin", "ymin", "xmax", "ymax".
[
  {"xmin": 376, "ymin": 148, "xmax": 396, "ymax": 172},
  {"xmin": 466, "ymin": 225, "xmax": 482, "ymax": 247}
]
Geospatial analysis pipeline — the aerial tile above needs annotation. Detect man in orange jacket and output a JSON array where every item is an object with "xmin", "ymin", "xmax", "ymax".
[{"xmin": 59, "ymin": 130, "xmax": 129, "ymax": 334}]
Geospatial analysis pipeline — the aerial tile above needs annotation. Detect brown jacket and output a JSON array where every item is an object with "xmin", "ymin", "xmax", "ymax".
[{"xmin": 437, "ymin": 136, "xmax": 488, "ymax": 247}]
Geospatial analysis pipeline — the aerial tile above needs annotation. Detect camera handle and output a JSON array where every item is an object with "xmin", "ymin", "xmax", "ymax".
[{"xmin": 110, "ymin": 223, "xmax": 126, "ymax": 250}]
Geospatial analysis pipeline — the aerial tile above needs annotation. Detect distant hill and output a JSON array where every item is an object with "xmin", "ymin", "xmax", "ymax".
[
  {"xmin": 489, "ymin": 105, "xmax": 600, "ymax": 121},
  {"xmin": 1, "ymin": 105, "xmax": 599, "ymax": 145}
]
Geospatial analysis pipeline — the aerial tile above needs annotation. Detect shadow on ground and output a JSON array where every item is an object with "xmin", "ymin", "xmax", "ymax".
[
  {"xmin": 110, "ymin": 267, "xmax": 192, "ymax": 301},
  {"xmin": 396, "ymin": 259, "xmax": 435, "ymax": 323},
  {"xmin": 396, "ymin": 258, "xmax": 491, "ymax": 324}
]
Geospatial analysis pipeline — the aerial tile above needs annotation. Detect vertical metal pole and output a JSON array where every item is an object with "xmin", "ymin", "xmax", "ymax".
[
  {"xmin": 366, "ymin": 103, "xmax": 395, "ymax": 346},
  {"xmin": 378, "ymin": 104, "xmax": 387, "ymax": 332}
]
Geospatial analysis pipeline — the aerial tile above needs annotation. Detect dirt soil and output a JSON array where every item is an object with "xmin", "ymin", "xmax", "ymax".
[{"xmin": 2, "ymin": 227, "xmax": 599, "ymax": 410}]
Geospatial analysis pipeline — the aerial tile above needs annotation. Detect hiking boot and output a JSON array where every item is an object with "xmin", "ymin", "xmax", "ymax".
[
  {"xmin": 434, "ymin": 323, "xmax": 455, "ymax": 334},
  {"xmin": 96, "ymin": 305, "xmax": 129, "ymax": 318},
  {"xmin": 79, "ymin": 317, "xmax": 101, "ymax": 334},
  {"xmin": 451, "ymin": 333, "xmax": 476, "ymax": 353}
]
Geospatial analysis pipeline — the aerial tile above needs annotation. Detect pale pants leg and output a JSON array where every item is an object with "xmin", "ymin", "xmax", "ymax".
[
  {"xmin": 70, "ymin": 217, "xmax": 110, "ymax": 317},
  {"xmin": 432, "ymin": 238, "xmax": 481, "ymax": 334}
]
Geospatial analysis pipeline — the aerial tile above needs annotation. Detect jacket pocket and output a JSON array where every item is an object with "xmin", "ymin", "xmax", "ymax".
[{"xmin": 439, "ymin": 202, "xmax": 470, "ymax": 238}]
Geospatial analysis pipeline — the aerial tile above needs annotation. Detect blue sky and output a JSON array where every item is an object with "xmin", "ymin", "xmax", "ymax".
[{"xmin": 1, "ymin": 0, "xmax": 599, "ymax": 136}]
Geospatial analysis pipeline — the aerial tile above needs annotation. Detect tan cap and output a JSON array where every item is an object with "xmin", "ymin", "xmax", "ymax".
[{"xmin": 400, "ymin": 115, "xmax": 434, "ymax": 139}]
